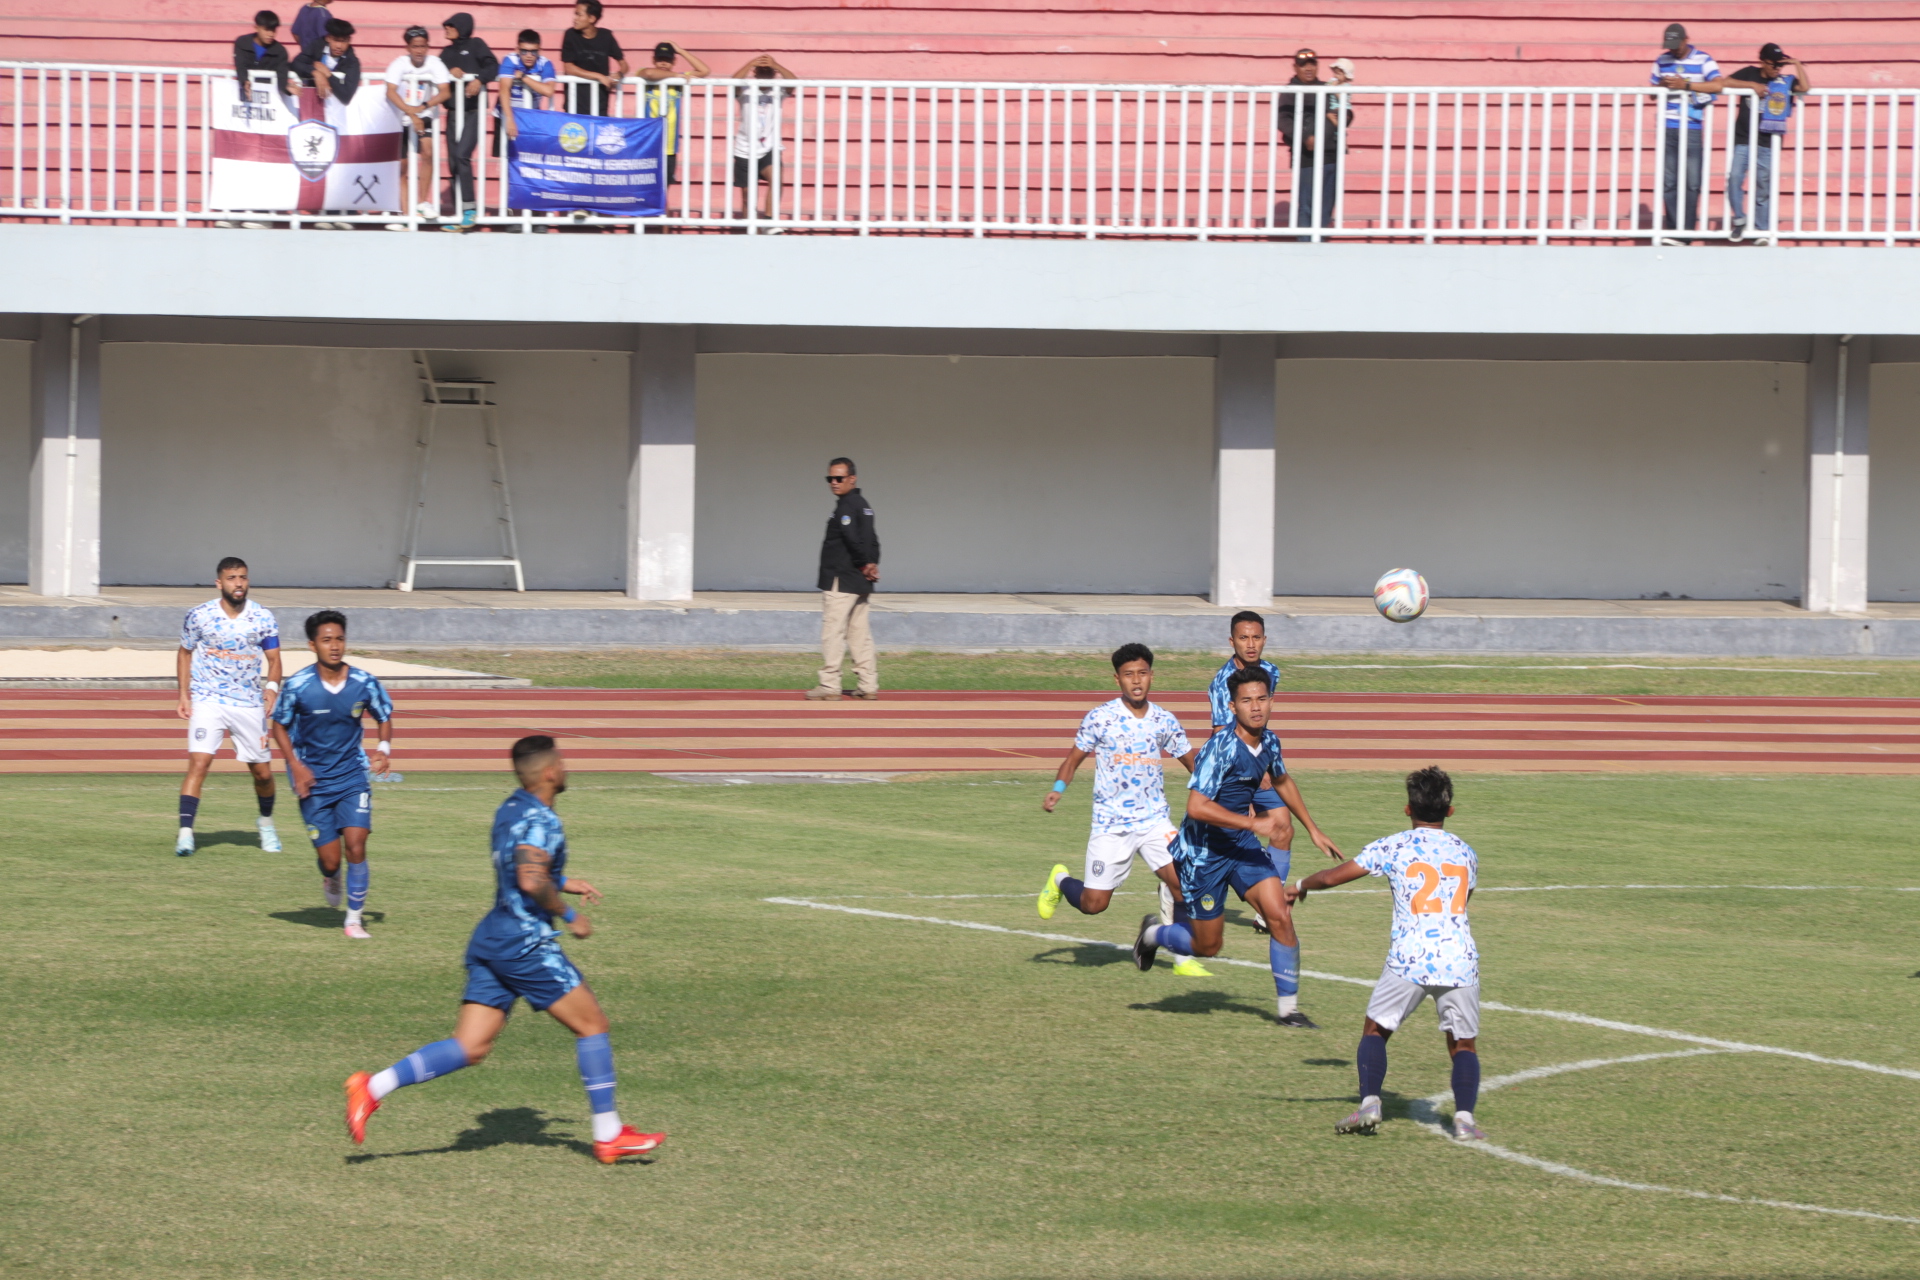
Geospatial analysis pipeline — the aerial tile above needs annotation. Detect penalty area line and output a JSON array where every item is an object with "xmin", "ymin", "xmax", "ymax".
[{"xmin": 762, "ymin": 897, "xmax": 1920, "ymax": 1081}]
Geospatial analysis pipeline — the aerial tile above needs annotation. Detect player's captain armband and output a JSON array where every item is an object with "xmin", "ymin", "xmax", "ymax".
[
  {"xmin": 1052, "ymin": 780, "xmax": 1068, "ymax": 793},
  {"xmin": 261, "ymin": 636, "xmax": 279, "ymax": 650}
]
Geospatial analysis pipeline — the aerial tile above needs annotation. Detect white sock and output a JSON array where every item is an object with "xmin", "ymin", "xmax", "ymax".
[
  {"xmin": 177, "ymin": 826, "xmax": 193, "ymax": 841},
  {"xmin": 1362, "ymin": 1094, "xmax": 1381, "ymax": 1109},
  {"xmin": 592, "ymin": 1111, "xmax": 624, "ymax": 1142},
  {"xmin": 345, "ymin": 909, "xmax": 363, "ymax": 927},
  {"xmin": 258, "ymin": 815, "xmax": 274, "ymax": 827},
  {"xmin": 368, "ymin": 1068, "xmax": 400, "ymax": 1101},
  {"xmin": 1454, "ymin": 1109, "xmax": 1475, "ymax": 1127},
  {"xmin": 1276, "ymin": 995, "xmax": 1298, "ymax": 1017}
]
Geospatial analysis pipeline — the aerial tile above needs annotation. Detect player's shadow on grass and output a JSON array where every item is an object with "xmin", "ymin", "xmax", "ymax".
[
  {"xmin": 195, "ymin": 829, "xmax": 267, "ymax": 850},
  {"xmin": 1030, "ymin": 945, "xmax": 1132, "ymax": 968},
  {"xmin": 345, "ymin": 1106, "xmax": 645, "ymax": 1165},
  {"xmin": 269, "ymin": 908, "xmax": 387, "ymax": 929},
  {"xmin": 1127, "ymin": 990, "xmax": 1273, "ymax": 1021}
]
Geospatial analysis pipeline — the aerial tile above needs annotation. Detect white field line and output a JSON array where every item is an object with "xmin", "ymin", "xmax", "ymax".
[
  {"xmin": 766, "ymin": 896, "xmax": 1920, "ymax": 1228},
  {"xmin": 808, "ymin": 885, "xmax": 1920, "ymax": 900},
  {"xmin": 1407, "ymin": 1052, "xmax": 1920, "ymax": 1227},
  {"xmin": 763, "ymin": 898, "xmax": 1920, "ymax": 1081}
]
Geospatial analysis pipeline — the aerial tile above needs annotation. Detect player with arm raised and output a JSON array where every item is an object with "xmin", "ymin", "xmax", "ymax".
[
  {"xmin": 1036, "ymin": 643, "xmax": 1210, "ymax": 977},
  {"xmin": 1292, "ymin": 766, "xmax": 1484, "ymax": 1141},
  {"xmin": 268, "ymin": 611, "xmax": 393, "ymax": 940},
  {"xmin": 1135, "ymin": 665, "xmax": 1342, "ymax": 1027},
  {"xmin": 174, "ymin": 556, "xmax": 282, "ymax": 857},
  {"xmin": 1209, "ymin": 610, "xmax": 1287, "ymax": 933},
  {"xmin": 343, "ymin": 735, "xmax": 665, "ymax": 1164}
]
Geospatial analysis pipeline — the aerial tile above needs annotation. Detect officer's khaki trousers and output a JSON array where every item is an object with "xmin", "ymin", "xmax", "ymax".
[{"xmin": 817, "ymin": 588, "xmax": 877, "ymax": 694}]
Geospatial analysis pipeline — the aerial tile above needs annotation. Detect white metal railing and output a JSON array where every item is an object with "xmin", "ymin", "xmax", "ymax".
[{"xmin": 3, "ymin": 59, "xmax": 1917, "ymax": 244}]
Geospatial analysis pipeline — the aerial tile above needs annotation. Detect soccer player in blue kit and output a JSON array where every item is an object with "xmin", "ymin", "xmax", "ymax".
[
  {"xmin": 344, "ymin": 734, "xmax": 665, "ymax": 1164},
  {"xmin": 1209, "ymin": 609, "xmax": 1286, "ymax": 934},
  {"xmin": 267, "ymin": 611, "xmax": 392, "ymax": 939},
  {"xmin": 1135, "ymin": 666, "xmax": 1344, "ymax": 1028}
]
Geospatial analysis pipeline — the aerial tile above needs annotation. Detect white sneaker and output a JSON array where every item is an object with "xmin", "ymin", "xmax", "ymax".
[
  {"xmin": 323, "ymin": 874, "xmax": 343, "ymax": 909},
  {"xmin": 257, "ymin": 818, "xmax": 282, "ymax": 853},
  {"xmin": 414, "ymin": 202, "xmax": 439, "ymax": 222},
  {"xmin": 213, "ymin": 219, "xmax": 238, "ymax": 229},
  {"xmin": 343, "ymin": 921, "xmax": 371, "ymax": 939},
  {"xmin": 174, "ymin": 827, "xmax": 195, "ymax": 857},
  {"xmin": 384, "ymin": 222, "xmax": 410, "ymax": 232},
  {"xmin": 240, "ymin": 220, "xmax": 272, "ymax": 230}
]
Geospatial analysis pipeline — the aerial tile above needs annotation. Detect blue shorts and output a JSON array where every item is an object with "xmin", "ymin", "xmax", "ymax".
[
  {"xmin": 1178, "ymin": 844, "xmax": 1281, "ymax": 920},
  {"xmin": 461, "ymin": 940, "xmax": 583, "ymax": 1012},
  {"xmin": 298, "ymin": 785, "xmax": 371, "ymax": 849},
  {"xmin": 1252, "ymin": 787, "xmax": 1284, "ymax": 813}
]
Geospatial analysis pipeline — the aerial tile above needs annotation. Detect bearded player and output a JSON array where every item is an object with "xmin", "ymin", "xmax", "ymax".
[
  {"xmin": 175, "ymin": 556, "xmax": 282, "ymax": 856},
  {"xmin": 1036, "ymin": 643, "xmax": 1209, "ymax": 977},
  {"xmin": 1209, "ymin": 609, "xmax": 1286, "ymax": 933}
]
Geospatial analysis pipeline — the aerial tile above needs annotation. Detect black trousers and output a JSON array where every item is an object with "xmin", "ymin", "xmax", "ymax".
[{"xmin": 446, "ymin": 105, "xmax": 479, "ymax": 205}]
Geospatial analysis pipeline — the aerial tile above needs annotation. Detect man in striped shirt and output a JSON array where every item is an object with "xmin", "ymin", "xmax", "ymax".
[{"xmin": 1650, "ymin": 23, "xmax": 1724, "ymax": 241}]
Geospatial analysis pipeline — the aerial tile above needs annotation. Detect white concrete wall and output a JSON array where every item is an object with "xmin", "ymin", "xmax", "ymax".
[
  {"xmin": 0, "ymin": 342, "xmax": 30, "ymax": 582},
  {"xmin": 693, "ymin": 354, "xmax": 1215, "ymax": 593},
  {"xmin": 96, "ymin": 345, "xmax": 627, "ymax": 589},
  {"xmin": 1272, "ymin": 360, "xmax": 1809, "ymax": 599},
  {"xmin": 1869, "ymin": 364, "xmax": 1920, "ymax": 602}
]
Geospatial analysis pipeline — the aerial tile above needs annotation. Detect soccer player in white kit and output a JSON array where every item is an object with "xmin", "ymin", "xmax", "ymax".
[
  {"xmin": 174, "ymin": 557, "xmax": 283, "ymax": 856},
  {"xmin": 1291, "ymin": 766, "xmax": 1486, "ymax": 1141},
  {"xmin": 1035, "ymin": 644, "xmax": 1210, "ymax": 976}
]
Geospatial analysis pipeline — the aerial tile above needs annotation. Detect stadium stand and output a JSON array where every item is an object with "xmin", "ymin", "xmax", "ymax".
[{"xmin": 3, "ymin": 0, "xmax": 1917, "ymax": 88}]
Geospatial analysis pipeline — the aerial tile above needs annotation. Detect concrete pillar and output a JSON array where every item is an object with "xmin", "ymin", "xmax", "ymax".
[
  {"xmin": 1804, "ymin": 335, "xmax": 1872, "ymax": 613},
  {"xmin": 1210, "ymin": 334, "xmax": 1277, "ymax": 607},
  {"xmin": 626, "ymin": 324, "xmax": 697, "ymax": 601},
  {"xmin": 28, "ymin": 314, "xmax": 102, "ymax": 598}
]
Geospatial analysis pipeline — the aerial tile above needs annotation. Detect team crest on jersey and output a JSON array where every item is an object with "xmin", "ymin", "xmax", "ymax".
[
  {"xmin": 194, "ymin": 727, "xmax": 207, "ymax": 741},
  {"xmin": 351, "ymin": 701, "xmax": 366, "ymax": 718},
  {"xmin": 306, "ymin": 825, "xmax": 321, "ymax": 842},
  {"xmin": 1090, "ymin": 860, "xmax": 1106, "ymax": 876},
  {"xmin": 1200, "ymin": 894, "xmax": 1216, "ymax": 911}
]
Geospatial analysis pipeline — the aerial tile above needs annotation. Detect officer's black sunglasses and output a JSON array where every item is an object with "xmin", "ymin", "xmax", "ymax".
[{"xmin": 826, "ymin": 474, "xmax": 852, "ymax": 482}]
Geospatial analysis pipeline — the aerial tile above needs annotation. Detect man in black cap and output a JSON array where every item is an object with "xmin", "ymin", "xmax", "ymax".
[
  {"xmin": 440, "ymin": 13, "xmax": 498, "ymax": 230},
  {"xmin": 807, "ymin": 458, "xmax": 880, "ymax": 701},
  {"xmin": 1649, "ymin": 23, "xmax": 1723, "ymax": 242},
  {"xmin": 1726, "ymin": 43, "xmax": 1810, "ymax": 240},
  {"xmin": 1276, "ymin": 48, "xmax": 1353, "ymax": 238}
]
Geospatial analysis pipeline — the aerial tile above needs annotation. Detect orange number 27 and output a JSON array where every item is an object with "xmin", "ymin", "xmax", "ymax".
[{"xmin": 1408, "ymin": 862, "xmax": 1472, "ymax": 914}]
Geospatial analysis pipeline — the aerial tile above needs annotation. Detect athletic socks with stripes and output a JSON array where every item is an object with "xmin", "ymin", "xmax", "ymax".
[
  {"xmin": 576, "ymin": 1032, "xmax": 624, "ymax": 1143},
  {"xmin": 368, "ymin": 1037, "xmax": 468, "ymax": 1101},
  {"xmin": 346, "ymin": 862, "xmax": 370, "ymax": 915}
]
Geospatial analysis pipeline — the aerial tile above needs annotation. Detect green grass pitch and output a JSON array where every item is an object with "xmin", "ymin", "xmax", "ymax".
[{"xmin": 5, "ymin": 768, "xmax": 1920, "ymax": 1279}]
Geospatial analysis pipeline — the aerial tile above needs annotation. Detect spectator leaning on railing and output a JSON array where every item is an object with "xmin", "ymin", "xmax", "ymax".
[
  {"xmin": 496, "ymin": 29, "xmax": 559, "ymax": 144},
  {"xmin": 234, "ymin": 10, "xmax": 294, "ymax": 96},
  {"xmin": 1650, "ymin": 23, "xmax": 1723, "ymax": 243},
  {"xmin": 561, "ymin": 0, "xmax": 627, "ymax": 116},
  {"xmin": 1726, "ymin": 43, "xmax": 1810, "ymax": 241},
  {"xmin": 439, "ymin": 13, "xmax": 499, "ymax": 231},
  {"xmin": 1276, "ymin": 48, "xmax": 1352, "ymax": 237},
  {"xmin": 290, "ymin": 17, "xmax": 360, "ymax": 229},
  {"xmin": 385, "ymin": 26, "xmax": 453, "ymax": 226}
]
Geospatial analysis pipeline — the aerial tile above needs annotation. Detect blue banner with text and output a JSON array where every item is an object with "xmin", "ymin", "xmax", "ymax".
[{"xmin": 507, "ymin": 112, "xmax": 664, "ymax": 216}]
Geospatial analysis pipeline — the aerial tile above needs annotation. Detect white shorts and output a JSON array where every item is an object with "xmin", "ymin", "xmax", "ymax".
[
  {"xmin": 1365, "ymin": 966, "xmax": 1481, "ymax": 1040},
  {"xmin": 1083, "ymin": 822, "xmax": 1178, "ymax": 891},
  {"xmin": 187, "ymin": 701, "xmax": 271, "ymax": 764}
]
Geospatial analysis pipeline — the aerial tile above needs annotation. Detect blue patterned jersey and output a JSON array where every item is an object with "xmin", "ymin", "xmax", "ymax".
[
  {"xmin": 180, "ymin": 599, "xmax": 280, "ymax": 708},
  {"xmin": 1208, "ymin": 657, "xmax": 1282, "ymax": 728},
  {"xmin": 1073, "ymin": 698, "xmax": 1191, "ymax": 832},
  {"xmin": 1650, "ymin": 47, "xmax": 1722, "ymax": 129},
  {"xmin": 469, "ymin": 789, "xmax": 569, "ymax": 961},
  {"xmin": 1353, "ymin": 827, "xmax": 1479, "ymax": 987},
  {"xmin": 1178, "ymin": 727, "xmax": 1286, "ymax": 859},
  {"xmin": 271, "ymin": 665, "xmax": 392, "ymax": 792}
]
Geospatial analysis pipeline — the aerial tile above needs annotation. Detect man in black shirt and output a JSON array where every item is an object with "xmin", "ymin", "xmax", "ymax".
[
  {"xmin": 233, "ymin": 9, "xmax": 293, "ymax": 96},
  {"xmin": 292, "ymin": 17, "xmax": 360, "ymax": 106},
  {"xmin": 1275, "ymin": 48, "xmax": 1352, "ymax": 237},
  {"xmin": 561, "ymin": 0, "xmax": 626, "ymax": 117},
  {"xmin": 439, "ymin": 12, "xmax": 498, "ymax": 228},
  {"xmin": 808, "ymin": 457, "xmax": 881, "ymax": 701},
  {"xmin": 1726, "ymin": 43, "xmax": 1810, "ymax": 240}
]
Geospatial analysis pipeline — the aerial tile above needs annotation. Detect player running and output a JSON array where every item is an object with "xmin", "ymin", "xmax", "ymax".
[
  {"xmin": 1293, "ymin": 767, "xmax": 1484, "ymax": 1141},
  {"xmin": 175, "ymin": 556, "xmax": 282, "ymax": 857},
  {"xmin": 343, "ymin": 735, "xmax": 665, "ymax": 1164},
  {"xmin": 1133, "ymin": 665, "xmax": 1342, "ymax": 1028},
  {"xmin": 1209, "ymin": 610, "xmax": 1286, "ymax": 933},
  {"xmin": 1036, "ymin": 643, "xmax": 1209, "ymax": 977},
  {"xmin": 268, "ymin": 611, "xmax": 393, "ymax": 940}
]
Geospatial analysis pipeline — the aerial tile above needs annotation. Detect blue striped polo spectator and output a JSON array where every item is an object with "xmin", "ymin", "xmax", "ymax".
[{"xmin": 1650, "ymin": 24, "xmax": 1724, "ymax": 241}]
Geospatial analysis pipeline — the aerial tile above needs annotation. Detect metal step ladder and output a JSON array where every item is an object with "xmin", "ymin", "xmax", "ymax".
[{"xmin": 396, "ymin": 351, "xmax": 526, "ymax": 592}]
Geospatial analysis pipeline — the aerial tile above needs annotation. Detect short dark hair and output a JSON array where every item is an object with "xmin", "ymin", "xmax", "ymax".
[
  {"xmin": 517, "ymin": 27, "xmax": 541, "ymax": 43},
  {"xmin": 216, "ymin": 555, "xmax": 248, "ymax": 575},
  {"xmin": 1226, "ymin": 665, "xmax": 1272, "ymax": 697},
  {"xmin": 828, "ymin": 456, "xmax": 856, "ymax": 474},
  {"xmin": 512, "ymin": 733, "xmax": 560, "ymax": 781},
  {"xmin": 1406, "ymin": 766, "xmax": 1453, "ymax": 823},
  {"xmin": 254, "ymin": 9, "xmax": 280, "ymax": 28},
  {"xmin": 576, "ymin": 0, "xmax": 603, "ymax": 18},
  {"xmin": 403, "ymin": 24, "xmax": 429, "ymax": 42},
  {"xmin": 1229, "ymin": 610, "xmax": 1265, "ymax": 634},
  {"xmin": 1111, "ymin": 642, "xmax": 1154, "ymax": 671},
  {"xmin": 304, "ymin": 609, "xmax": 347, "ymax": 640},
  {"xmin": 324, "ymin": 17, "xmax": 353, "ymax": 37},
  {"xmin": 653, "ymin": 41, "xmax": 675, "ymax": 62}
]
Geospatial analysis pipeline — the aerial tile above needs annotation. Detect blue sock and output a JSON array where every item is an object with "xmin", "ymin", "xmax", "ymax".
[
  {"xmin": 1059, "ymin": 876, "xmax": 1086, "ymax": 911},
  {"xmin": 576, "ymin": 1032, "xmax": 618, "ymax": 1118},
  {"xmin": 390, "ymin": 1037, "xmax": 468, "ymax": 1089},
  {"xmin": 1269, "ymin": 940, "xmax": 1300, "ymax": 999},
  {"xmin": 1451, "ymin": 1050, "xmax": 1481, "ymax": 1113},
  {"xmin": 1357, "ymin": 1034, "xmax": 1388, "ymax": 1099},
  {"xmin": 346, "ymin": 861, "xmax": 369, "ymax": 912},
  {"xmin": 178, "ymin": 795, "xmax": 198, "ymax": 828},
  {"xmin": 257, "ymin": 791, "xmax": 274, "ymax": 818},
  {"xmin": 1148, "ymin": 922, "xmax": 1194, "ymax": 953}
]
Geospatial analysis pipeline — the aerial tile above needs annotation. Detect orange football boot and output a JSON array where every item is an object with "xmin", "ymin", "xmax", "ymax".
[
  {"xmin": 593, "ymin": 1125, "xmax": 666, "ymax": 1164},
  {"xmin": 344, "ymin": 1071, "xmax": 381, "ymax": 1144}
]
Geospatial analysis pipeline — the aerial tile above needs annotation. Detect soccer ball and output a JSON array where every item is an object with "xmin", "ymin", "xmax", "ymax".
[{"xmin": 1373, "ymin": 568, "xmax": 1429, "ymax": 622}]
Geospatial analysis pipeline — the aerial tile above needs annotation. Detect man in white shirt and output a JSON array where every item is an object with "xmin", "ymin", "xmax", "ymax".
[
  {"xmin": 731, "ymin": 54, "xmax": 795, "ymax": 220},
  {"xmin": 175, "ymin": 557, "xmax": 283, "ymax": 856},
  {"xmin": 385, "ymin": 25, "xmax": 452, "ymax": 223}
]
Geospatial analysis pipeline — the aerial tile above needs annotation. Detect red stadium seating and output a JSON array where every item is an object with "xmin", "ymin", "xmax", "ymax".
[{"xmin": 3, "ymin": 0, "xmax": 1917, "ymax": 89}]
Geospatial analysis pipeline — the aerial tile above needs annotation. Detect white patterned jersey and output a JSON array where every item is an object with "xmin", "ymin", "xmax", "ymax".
[
  {"xmin": 1074, "ymin": 698, "xmax": 1192, "ymax": 833},
  {"xmin": 179, "ymin": 598, "xmax": 280, "ymax": 709},
  {"xmin": 1352, "ymin": 827, "xmax": 1479, "ymax": 987}
]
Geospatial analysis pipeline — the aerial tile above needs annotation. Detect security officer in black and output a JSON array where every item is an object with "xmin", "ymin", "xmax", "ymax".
[{"xmin": 808, "ymin": 456, "xmax": 881, "ymax": 700}]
